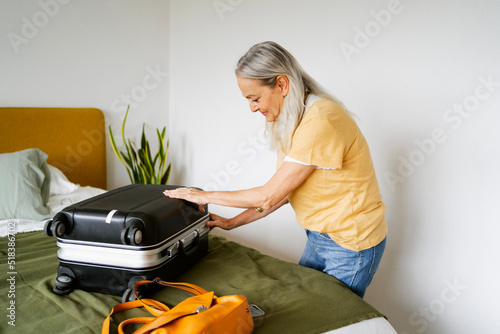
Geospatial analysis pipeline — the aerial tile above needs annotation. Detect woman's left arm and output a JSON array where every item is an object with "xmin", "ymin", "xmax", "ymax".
[{"xmin": 163, "ymin": 161, "xmax": 315, "ymax": 210}]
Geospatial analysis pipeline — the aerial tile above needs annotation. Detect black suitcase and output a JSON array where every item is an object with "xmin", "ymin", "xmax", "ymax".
[{"xmin": 44, "ymin": 184, "xmax": 209, "ymax": 301}]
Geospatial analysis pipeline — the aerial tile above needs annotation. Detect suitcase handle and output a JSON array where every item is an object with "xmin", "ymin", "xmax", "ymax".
[{"xmin": 179, "ymin": 231, "xmax": 200, "ymax": 256}]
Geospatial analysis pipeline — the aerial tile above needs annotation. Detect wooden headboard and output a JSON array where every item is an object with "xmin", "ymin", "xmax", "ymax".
[{"xmin": 0, "ymin": 107, "xmax": 107, "ymax": 189}]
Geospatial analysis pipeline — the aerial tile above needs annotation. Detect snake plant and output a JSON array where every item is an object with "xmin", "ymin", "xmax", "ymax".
[{"xmin": 108, "ymin": 105, "xmax": 171, "ymax": 185}]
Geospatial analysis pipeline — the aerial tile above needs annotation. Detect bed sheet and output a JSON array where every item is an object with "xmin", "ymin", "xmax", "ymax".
[
  {"xmin": 0, "ymin": 181, "xmax": 395, "ymax": 333},
  {"xmin": 0, "ymin": 229, "xmax": 395, "ymax": 333}
]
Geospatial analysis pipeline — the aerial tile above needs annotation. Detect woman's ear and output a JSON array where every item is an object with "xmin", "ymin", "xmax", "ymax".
[{"xmin": 276, "ymin": 75, "xmax": 289, "ymax": 96}]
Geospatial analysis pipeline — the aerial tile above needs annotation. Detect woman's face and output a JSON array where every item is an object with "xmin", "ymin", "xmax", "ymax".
[{"xmin": 237, "ymin": 76, "xmax": 288, "ymax": 123}]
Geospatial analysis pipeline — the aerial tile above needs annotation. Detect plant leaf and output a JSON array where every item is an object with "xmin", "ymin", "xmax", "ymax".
[
  {"xmin": 121, "ymin": 105, "xmax": 130, "ymax": 146},
  {"xmin": 108, "ymin": 126, "xmax": 124, "ymax": 164},
  {"xmin": 120, "ymin": 152, "xmax": 134, "ymax": 170},
  {"xmin": 129, "ymin": 139, "xmax": 138, "ymax": 164},
  {"xmin": 140, "ymin": 123, "xmax": 147, "ymax": 151},
  {"xmin": 160, "ymin": 163, "xmax": 171, "ymax": 185},
  {"xmin": 153, "ymin": 128, "xmax": 163, "ymax": 167}
]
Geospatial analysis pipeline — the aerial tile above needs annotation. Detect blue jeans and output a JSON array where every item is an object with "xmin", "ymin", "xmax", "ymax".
[{"xmin": 299, "ymin": 230, "xmax": 386, "ymax": 298}]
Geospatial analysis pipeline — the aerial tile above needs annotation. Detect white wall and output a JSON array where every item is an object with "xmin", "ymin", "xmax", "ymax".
[
  {"xmin": 2, "ymin": 0, "xmax": 499, "ymax": 333},
  {"xmin": 0, "ymin": 0, "xmax": 170, "ymax": 190},
  {"xmin": 168, "ymin": 0, "xmax": 500, "ymax": 333}
]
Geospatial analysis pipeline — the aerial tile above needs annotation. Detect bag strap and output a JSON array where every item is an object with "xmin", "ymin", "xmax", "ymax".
[
  {"xmin": 101, "ymin": 298, "xmax": 170, "ymax": 334},
  {"xmin": 133, "ymin": 292, "xmax": 214, "ymax": 334},
  {"xmin": 102, "ymin": 278, "xmax": 214, "ymax": 334},
  {"xmin": 153, "ymin": 277, "xmax": 210, "ymax": 296},
  {"xmin": 131, "ymin": 279, "xmax": 210, "ymax": 316}
]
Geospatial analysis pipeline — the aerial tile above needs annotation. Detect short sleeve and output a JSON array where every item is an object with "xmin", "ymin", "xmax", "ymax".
[{"xmin": 287, "ymin": 101, "xmax": 355, "ymax": 169}]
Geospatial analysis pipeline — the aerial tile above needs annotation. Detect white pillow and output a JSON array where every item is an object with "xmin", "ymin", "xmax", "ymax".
[
  {"xmin": 0, "ymin": 149, "xmax": 51, "ymax": 220},
  {"xmin": 48, "ymin": 165, "xmax": 79, "ymax": 195}
]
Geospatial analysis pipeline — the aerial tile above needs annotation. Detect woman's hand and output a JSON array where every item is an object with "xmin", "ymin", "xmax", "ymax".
[
  {"xmin": 207, "ymin": 213, "xmax": 237, "ymax": 230},
  {"xmin": 163, "ymin": 187, "xmax": 208, "ymax": 206}
]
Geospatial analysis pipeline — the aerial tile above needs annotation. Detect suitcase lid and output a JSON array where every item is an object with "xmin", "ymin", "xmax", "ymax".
[{"xmin": 50, "ymin": 184, "xmax": 209, "ymax": 247}]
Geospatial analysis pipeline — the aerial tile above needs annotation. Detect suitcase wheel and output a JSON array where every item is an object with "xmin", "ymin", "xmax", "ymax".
[
  {"xmin": 122, "ymin": 288, "xmax": 135, "ymax": 303},
  {"xmin": 122, "ymin": 286, "xmax": 145, "ymax": 303},
  {"xmin": 130, "ymin": 227, "xmax": 143, "ymax": 245},
  {"xmin": 121, "ymin": 225, "xmax": 144, "ymax": 246},
  {"xmin": 53, "ymin": 275, "xmax": 74, "ymax": 296},
  {"xmin": 44, "ymin": 219, "xmax": 53, "ymax": 236},
  {"xmin": 44, "ymin": 219, "xmax": 66, "ymax": 238}
]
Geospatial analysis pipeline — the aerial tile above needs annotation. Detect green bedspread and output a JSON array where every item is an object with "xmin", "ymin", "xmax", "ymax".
[{"xmin": 0, "ymin": 231, "xmax": 385, "ymax": 333}]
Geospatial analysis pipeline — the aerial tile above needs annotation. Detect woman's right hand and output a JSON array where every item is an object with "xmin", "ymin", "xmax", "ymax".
[{"xmin": 207, "ymin": 213, "xmax": 237, "ymax": 230}]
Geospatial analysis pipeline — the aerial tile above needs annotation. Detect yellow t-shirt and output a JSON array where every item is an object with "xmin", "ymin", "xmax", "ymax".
[{"xmin": 277, "ymin": 98, "xmax": 387, "ymax": 251}]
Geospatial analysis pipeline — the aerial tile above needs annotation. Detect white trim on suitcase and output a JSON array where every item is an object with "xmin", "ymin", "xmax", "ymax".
[{"xmin": 56, "ymin": 218, "xmax": 210, "ymax": 270}]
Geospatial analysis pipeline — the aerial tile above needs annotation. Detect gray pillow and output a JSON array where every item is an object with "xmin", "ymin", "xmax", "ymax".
[{"xmin": 0, "ymin": 149, "xmax": 51, "ymax": 220}]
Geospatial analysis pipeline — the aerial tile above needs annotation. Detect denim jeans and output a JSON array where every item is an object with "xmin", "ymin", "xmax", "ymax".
[{"xmin": 299, "ymin": 230, "xmax": 386, "ymax": 298}]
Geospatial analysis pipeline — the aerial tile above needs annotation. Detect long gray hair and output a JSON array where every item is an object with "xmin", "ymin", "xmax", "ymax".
[{"xmin": 235, "ymin": 41, "xmax": 346, "ymax": 155}]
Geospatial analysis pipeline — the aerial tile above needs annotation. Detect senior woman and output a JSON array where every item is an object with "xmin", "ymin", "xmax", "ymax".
[{"xmin": 164, "ymin": 41, "xmax": 387, "ymax": 298}]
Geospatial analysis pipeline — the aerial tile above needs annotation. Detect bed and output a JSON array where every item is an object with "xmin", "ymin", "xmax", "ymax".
[{"xmin": 0, "ymin": 107, "xmax": 396, "ymax": 333}]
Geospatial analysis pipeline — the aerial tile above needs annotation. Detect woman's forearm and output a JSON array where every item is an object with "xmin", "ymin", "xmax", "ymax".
[
  {"xmin": 206, "ymin": 162, "xmax": 316, "ymax": 209},
  {"xmin": 206, "ymin": 186, "xmax": 277, "ymax": 210},
  {"xmin": 208, "ymin": 197, "xmax": 289, "ymax": 230},
  {"xmin": 232, "ymin": 196, "xmax": 289, "ymax": 226}
]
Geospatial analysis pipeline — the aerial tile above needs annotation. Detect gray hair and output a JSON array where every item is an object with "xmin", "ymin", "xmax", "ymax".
[{"xmin": 235, "ymin": 41, "xmax": 347, "ymax": 154}]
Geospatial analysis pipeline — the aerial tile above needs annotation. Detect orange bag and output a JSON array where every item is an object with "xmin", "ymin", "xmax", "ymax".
[{"xmin": 102, "ymin": 278, "xmax": 254, "ymax": 334}]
